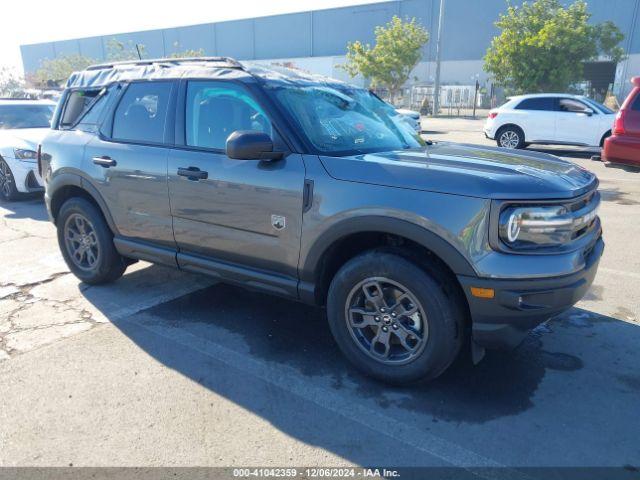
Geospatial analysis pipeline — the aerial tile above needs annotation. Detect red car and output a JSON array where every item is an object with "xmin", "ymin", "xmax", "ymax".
[{"xmin": 603, "ymin": 77, "xmax": 640, "ymax": 167}]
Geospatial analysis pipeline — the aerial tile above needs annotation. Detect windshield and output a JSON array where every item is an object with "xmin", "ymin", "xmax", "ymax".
[
  {"xmin": 582, "ymin": 97, "xmax": 614, "ymax": 114},
  {"xmin": 272, "ymin": 85, "xmax": 424, "ymax": 156},
  {"xmin": 0, "ymin": 104, "xmax": 54, "ymax": 129}
]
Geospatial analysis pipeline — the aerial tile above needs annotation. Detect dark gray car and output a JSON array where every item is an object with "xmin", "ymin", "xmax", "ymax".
[{"xmin": 40, "ymin": 58, "xmax": 603, "ymax": 384}]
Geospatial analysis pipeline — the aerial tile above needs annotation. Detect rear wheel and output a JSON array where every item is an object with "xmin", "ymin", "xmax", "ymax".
[
  {"xmin": 0, "ymin": 159, "xmax": 19, "ymax": 201},
  {"xmin": 496, "ymin": 126, "xmax": 525, "ymax": 149},
  {"xmin": 327, "ymin": 251, "xmax": 464, "ymax": 384},
  {"xmin": 57, "ymin": 197, "xmax": 127, "ymax": 284}
]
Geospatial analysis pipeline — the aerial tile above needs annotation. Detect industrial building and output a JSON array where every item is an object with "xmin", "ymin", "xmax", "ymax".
[{"xmin": 20, "ymin": 0, "xmax": 640, "ymax": 106}]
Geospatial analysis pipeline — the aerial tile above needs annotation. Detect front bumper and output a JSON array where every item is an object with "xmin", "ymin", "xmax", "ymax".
[
  {"xmin": 6, "ymin": 158, "xmax": 43, "ymax": 193},
  {"xmin": 457, "ymin": 236, "xmax": 604, "ymax": 349}
]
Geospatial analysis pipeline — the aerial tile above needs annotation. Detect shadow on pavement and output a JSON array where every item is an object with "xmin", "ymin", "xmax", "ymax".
[
  {"xmin": 79, "ymin": 278, "xmax": 640, "ymax": 467},
  {"xmin": 0, "ymin": 193, "xmax": 48, "ymax": 221}
]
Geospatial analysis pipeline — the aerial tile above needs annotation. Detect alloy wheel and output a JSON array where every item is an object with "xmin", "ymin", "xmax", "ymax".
[
  {"xmin": 499, "ymin": 130, "xmax": 520, "ymax": 148},
  {"xmin": 0, "ymin": 160, "xmax": 13, "ymax": 198},
  {"xmin": 64, "ymin": 213, "xmax": 101, "ymax": 271},
  {"xmin": 345, "ymin": 277, "xmax": 428, "ymax": 365}
]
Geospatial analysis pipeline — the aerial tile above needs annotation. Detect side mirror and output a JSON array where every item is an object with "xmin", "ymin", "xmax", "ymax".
[{"xmin": 226, "ymin": 130, "xmax": 284, "ymax": 161}]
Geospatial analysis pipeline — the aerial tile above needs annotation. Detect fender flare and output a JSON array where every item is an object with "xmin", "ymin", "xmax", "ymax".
[
  {"xmin": 47, "ymin": 172, "xmax": 119, "ymax": 234},
  {"xmin": 300, "ymin": 215, "xmax": 478, "ymax": 286}
]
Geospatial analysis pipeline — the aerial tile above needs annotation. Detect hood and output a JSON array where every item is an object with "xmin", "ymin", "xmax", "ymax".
[
  {"xmin": 0, "ymin": 128, "xmax": 50, "ymax": 152},
  {"xmin": 319, "ymin": 142, "xmax": 597, "ymax": 200}
]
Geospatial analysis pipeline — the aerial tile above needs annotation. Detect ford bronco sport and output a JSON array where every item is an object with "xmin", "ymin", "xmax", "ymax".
[{"xmin": 40, "ymin": 58, "xmax": 603, "ymax": 384}]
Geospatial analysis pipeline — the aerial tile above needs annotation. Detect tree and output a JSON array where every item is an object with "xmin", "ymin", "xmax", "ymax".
[
  {"xmin": 33, "ymin": 54, "xmax": 95, "ymax": 87},
  {"xmin": 106, "ymin": 38, "xmax": 146, "ymax": 61},
  {"xmin": 0, "ymin": 67, "xmax": 25, "ymax": 97},
  {"xmin": 342, "ymin": 16, "xmax": 429, "ymax": 99},
  {"xmin": 168, "ymin": 42, "xmax": 205, "ymax": 58},
  {"xmin": 484, "ymin": 0, "xmax": 625, "ymax": 93}
]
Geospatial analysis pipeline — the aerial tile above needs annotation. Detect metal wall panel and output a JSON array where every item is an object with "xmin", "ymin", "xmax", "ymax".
[
  {"xmin": 254, "ymin": 12, "xmax": 312, "ymax": 59},
  {"xmin": 163, "ymin": 24, "xmax": 216, "ymax": 56},
  {"xmin": 311, "ymin": 2, "xmax": 400, "ymax": 56},
  {"xmin": 20, "ymin": 43, "xmax": 56, "ymax": 72},
  {"xmin": 215, "ymin": 19, "xmax": 254, "ymax": 59},
  {"xmin": 78, "ymin": 36, "xmax": 105, "ymax": 61}
]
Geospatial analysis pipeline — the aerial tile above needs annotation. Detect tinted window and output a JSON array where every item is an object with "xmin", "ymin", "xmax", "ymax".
[
  {"xmin": 186, "ymin": 81, "xmax": 272, "ymax": 150},
  {"xmin": 112, "ymin": 82, "xmax": 173, "ymax": 143},
  {"xmin": 631, "ymin": 92, "xmax": 640, "ymax": 112},
  {"xmin": 515, "ymin": 97, "xmax": 555, "ymax": 111},
  {"xmin": 559, "ymin": 98, "xmax": 591, "ymax": 113},
  {"xmin": 0, "ymin": 104, "xmax": 54, "ymax": 129}
]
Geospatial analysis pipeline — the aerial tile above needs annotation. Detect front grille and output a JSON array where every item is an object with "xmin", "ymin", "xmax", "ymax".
[{"xmin": 563, "ymin": 189, "xmax": 600, "ymax": 242}]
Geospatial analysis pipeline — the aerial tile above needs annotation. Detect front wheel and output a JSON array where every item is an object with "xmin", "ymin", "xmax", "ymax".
[
  {"xmin": 496, "ymin": 126, "xmax": 525, "ymax": 149},
  {"xmin": 56, "ymin": 197, "xmax": 127, "ymax": 284},
  {"xmin": 0, "ymin": 159, "xmax": 19, "ymax": 201},
  {"xmin": 327, "ymin": 251, "xmax": 464, "ymax": 384}
]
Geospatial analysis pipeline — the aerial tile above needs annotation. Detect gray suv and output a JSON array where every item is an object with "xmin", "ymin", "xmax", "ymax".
[{"xmin": 40, "ymin": 58, "xmax": 603, "ymax": 384}]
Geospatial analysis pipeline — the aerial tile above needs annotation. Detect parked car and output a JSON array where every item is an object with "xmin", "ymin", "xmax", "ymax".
[
  {"xmin": 41, "ymin": 58, "xmax": 603, "ymax": 384},
  {"xmin": 0, "ymin": 99, "xmax": 56, "ymax": 200},
  {"xmin": 602, "ymin": 77, "xmax": 640, "ymax": 167},
  {"xmin": 484, "ymin": 93, "xmax": 615, "ymax": 149},
  {"xmin": 396, "ymin": 107, "xmax": 422, "ymax": 133}
]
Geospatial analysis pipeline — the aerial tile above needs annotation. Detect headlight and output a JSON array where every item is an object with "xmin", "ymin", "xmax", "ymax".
[
  {"xmin": 498, "ymin": 205, "xmax": 580, "ymax": 249},
  {"xmin": 14, "ymin": 148, "xmax": 38, "ymax": 160}
]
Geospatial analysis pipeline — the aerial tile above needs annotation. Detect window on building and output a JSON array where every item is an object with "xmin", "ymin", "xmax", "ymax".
[
  {"xmin": 185, "ymin": 81, "xmax": 272, "ymax": 150},
  {"xmin": 515, "ymin": 97, "xmax": 556, "ymax": 111},
  {"xmin": 112, "ymin": 82, "xmax": 173, "ymax": 144}
]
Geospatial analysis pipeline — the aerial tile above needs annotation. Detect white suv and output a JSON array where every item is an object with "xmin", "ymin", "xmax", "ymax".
[
  {"xmin": 0, "ymin": 99, "xmax": 56, "ymax": 201},
  {"xmin": 484, "ymin": 94, "xmax": 615, "ymax": 149}
]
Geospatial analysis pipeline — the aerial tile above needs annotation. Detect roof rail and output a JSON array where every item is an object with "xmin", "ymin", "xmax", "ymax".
[{"xmin": 85, "ymin": 56, "xmax": 244, "ymax": 71}]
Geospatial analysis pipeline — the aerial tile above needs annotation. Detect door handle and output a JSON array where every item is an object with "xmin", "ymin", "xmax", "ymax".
[
  {"xmin": 177, "ymin": 166, "xmax": 208, "ymax": 181},
  {"xmin": 92, "ymin": 156, "xmax": 117, "ymax": 168}
]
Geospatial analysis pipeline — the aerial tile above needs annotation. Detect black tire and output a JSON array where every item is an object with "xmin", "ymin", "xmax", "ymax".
[
  {"xmin": 56, "ymin": 197, "xmax": 127, "ymax": 285},
  {"xmin": 327, "ymin": 251, "xmax": 464, "ymax": 385},
  {"xmin": 496, "ymin": 125, "xmax": 525, "ymax": 149},
  {"xmin": 0, "ymin": 158, "xmax": 20, "ymax": 201}
]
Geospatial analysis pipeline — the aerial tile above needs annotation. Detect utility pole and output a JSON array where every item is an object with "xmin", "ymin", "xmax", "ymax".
[{"xmin": 433, "ymin": 0, "xmax": 445, "ymax": 116}]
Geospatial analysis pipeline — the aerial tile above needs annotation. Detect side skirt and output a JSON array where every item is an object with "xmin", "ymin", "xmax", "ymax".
[{"xmin": 113, "ymin": 236, "xmax": 302, "ymax": 302}]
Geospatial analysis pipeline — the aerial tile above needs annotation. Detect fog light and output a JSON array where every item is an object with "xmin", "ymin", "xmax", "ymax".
[{"xmin": 470, "ymin": 287, "xmax": 495, "ymax": 299}]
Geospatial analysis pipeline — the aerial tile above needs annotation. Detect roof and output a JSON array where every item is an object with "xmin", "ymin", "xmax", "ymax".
[
  {"xmin": 0, "ymin": 99, "xmax": 56, "ymax": 106},
  {"xmin": 65, "ymin": 57, "xmax": 355, "ymax": 90},
  {"xmin": 507, "ymin": 93, "xmax": 587, "ymax": 100}
]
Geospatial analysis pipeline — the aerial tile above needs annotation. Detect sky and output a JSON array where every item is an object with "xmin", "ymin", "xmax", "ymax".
[{"xmin": 1, "ymin": 0, "xmax": 388, "ymax": 76}]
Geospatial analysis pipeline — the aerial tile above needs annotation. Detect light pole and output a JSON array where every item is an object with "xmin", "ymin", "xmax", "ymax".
[{"xmin": 433, "ymin": 0, "xmax": 445, "ymax": 116}]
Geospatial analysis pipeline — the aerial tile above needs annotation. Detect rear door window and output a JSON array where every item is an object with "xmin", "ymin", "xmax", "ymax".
[
  {"xmin": 515, "ymin": 97, "xmax": 556, "ymax": 111},
  {"xmin": 112, "ymin": 82, "xmax": 173, "ymax": 144}
]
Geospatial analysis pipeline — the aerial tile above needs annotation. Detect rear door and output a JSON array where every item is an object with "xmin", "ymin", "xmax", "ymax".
[
  {"xmin": 555, "ymin": 98, "xmax": 601, "ymax": 146},
  {"xmin": 84, "ymin": 80, "xmax": 176, "ymax": 249},
  {"xmin": 167, "ymin": 80, "xmax": 305, "ymax": 290},
  {"xmin": 513, "ymin": 96, "xmax": 556, "ymax": 142}
]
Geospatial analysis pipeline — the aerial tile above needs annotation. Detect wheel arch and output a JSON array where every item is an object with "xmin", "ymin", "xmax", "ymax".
[
  {"xmin": 600, "ymin": 129, "xmax": 612, "ymax": 147},
  {"xmin": 496, "ymin": 123, "xmax": 526, "ymax": 141},
  {"xmin": 48, "ymin": 173, "xmax": 118, "ymax": 234},
  {"xmin": 299, "ymin": 216, "xmax": 477, "ymax": 306}
]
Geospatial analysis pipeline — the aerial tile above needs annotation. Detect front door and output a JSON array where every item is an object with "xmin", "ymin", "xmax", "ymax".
[
  {"xmin": 84, "ymin": 80, "xmax": 176, "ymax": 248},
  {"xmin": 555, "ymin": 98, "xmax": 600, "ymax": 146},
  {"xmin": 167, "ymin": 80, "xmax": 305, "ymax": 287}
]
